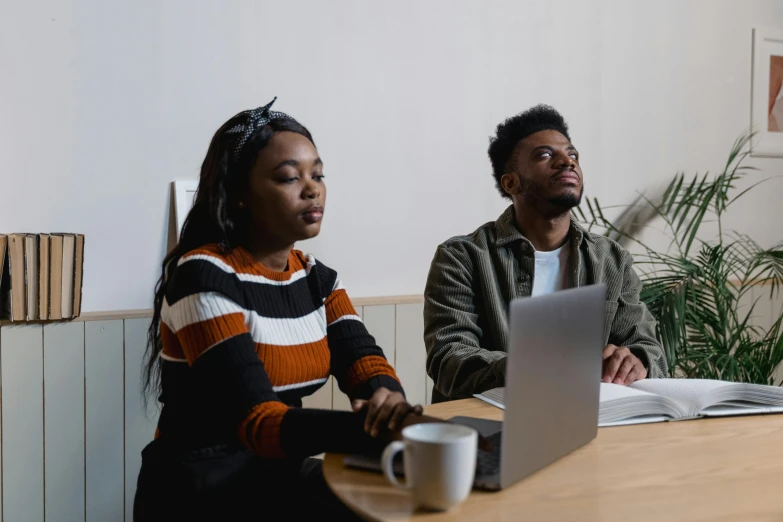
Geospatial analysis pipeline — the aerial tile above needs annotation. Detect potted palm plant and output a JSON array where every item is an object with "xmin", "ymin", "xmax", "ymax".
[{"xmin": 577, "ymin": 131, "xmax": 783, "ymax": 385}]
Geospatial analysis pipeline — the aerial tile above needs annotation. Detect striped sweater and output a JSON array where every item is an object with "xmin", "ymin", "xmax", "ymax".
[{"xmin": 157, "ymin": 244, "xmax": 403, "ymax": 458}]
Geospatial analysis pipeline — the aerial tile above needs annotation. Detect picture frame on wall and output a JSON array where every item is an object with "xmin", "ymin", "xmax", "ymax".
[
  {"xmin": 171, "ymin": 180, "xmax": 199, "ymax": 239},
  {"xmin": 751, "ymin": 28, "xmax": 783, "ymax": 157}
]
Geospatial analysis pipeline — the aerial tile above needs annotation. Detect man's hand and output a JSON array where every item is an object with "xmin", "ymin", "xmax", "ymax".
[
  {"xmin": 602, "ymin": 344, "xmax": 647, "ymax": 385},
  {"xmin": 352, "ymin": 388, "xmax": 423, "ymax": 438}
]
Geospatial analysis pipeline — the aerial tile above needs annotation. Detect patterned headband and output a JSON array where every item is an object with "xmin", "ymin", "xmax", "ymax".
[{"xmin": 225, "ymin": 97, "xmax": 293, "ymax": 161}]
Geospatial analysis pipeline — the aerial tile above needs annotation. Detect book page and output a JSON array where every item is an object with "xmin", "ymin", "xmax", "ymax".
[
  {"xmin": 600, "ymin": 415, "xmax": 670, "ymax": 427},
  {"xmin": 61, "ymin": 235, "xmax": 75, "ymax": 318},
  {"xmin": 476, "ymin": 385, "xmax": 684, "ymax": 424},
  {"xmin": 481, "ymin": 387, "xmax": 504, "ymax": 403},
  {"xmin": 25, "ymin": 236, "xmax": 38, "ymax": 321},
  {"xmin": 599, "ymin": 383, "xmax": 685, "ymax": 424},
  {"xmin": 631, "ymin": 379, "xmax": 729, "ymax": 416},
  {"xmin": 475, "ymin": 388, "xmax": 505, "ymax": 409},
  {"xmin": 600, "ymin": 382, "xmax": 658, "ymax": 402},
  {"xmin": 0, "ymin": 235, "xmax": 6, "ymax": 284},
  {"xmin": 480, "ymin": 384, "xmax": 660, "ymax": 405},
  {"xmin": 701, "ymin": 405, "xmax": 783, "ymax": 417}
]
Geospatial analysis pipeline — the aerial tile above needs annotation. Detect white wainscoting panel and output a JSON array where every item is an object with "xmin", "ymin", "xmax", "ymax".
[
  {"xmin": 301, "ymin": 377, "xmax": 334, "ymax": 410},
  {"xmin": 85, "ymin": 321, "xmax": 125, "ymax": 522},
  {"xmin": 771, "ymin": 287, "xmax": 783, "ymax": 331},
  {"xmin": 363, "ymin": 305, "xmax": 395, "ymax": 368},
  {"xmin": 737, "ymin": 287, "xmax": 757, "ymax": 328},
  {"xmin": 332, "ymin": 306, "xmax": 368, "ymax": 412},
  {"xmin": 331, "ymin": 377, "xmax": 352, "ymax": 411},
  {"xmin": 44, "ymin": 322, "xmax": 85, "ymax": 522},
  {"xmin": 124, "ymin": 318, "xmax": 158, "ymax": 521},
  {"xmin": 1, "ymin": 325, "xmax": 44, "ymax": 522},
  {"xmin": 752, "ymin": 285, "xmax": 775, "ymax": 333},
  {"xmin": 394, "ymin": 303, "xmax": 426, "ymax": 407}
]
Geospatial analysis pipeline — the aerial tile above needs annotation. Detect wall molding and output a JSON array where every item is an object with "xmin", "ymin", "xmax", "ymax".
[{"xmin": 3, "ymin": 281, "xmax": 777, "ymax": 325}]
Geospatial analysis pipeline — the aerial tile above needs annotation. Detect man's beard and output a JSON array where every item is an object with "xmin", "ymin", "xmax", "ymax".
[
  {"xmin": 519, "ymin": 176, "xmax": 584, "ymax": 214},
  {"xmin": 548, "ymin": 187, "xmax": 583, "ymax": 210}
]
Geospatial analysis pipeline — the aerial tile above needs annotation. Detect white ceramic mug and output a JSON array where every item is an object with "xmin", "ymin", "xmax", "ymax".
[{"xmin": 381, "ymin": 423, "xmax": 477, "ymax": 511}]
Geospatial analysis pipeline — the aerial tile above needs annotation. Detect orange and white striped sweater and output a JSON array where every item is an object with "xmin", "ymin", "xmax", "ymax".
[{"xmin": 157, "ymin": 244, "xmax": 403, "ymax": 459}]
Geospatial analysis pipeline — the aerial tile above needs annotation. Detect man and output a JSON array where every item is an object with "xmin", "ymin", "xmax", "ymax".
[{"xmin": 424, "ymin": 105, "xmax": 668, "ymax": 403}]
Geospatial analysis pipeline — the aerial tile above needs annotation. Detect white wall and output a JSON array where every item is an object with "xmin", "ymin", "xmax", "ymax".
[{"xmin": 2, "ymin": 0, "xmax": 782, "ymax": 312}]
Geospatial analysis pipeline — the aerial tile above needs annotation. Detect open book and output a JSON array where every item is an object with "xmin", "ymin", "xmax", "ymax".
[{"xmin": 475, "ymin": 379, "xmax": 783, "ymax": 426}]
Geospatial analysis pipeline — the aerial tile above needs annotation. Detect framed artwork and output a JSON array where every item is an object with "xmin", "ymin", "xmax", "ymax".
[
  {"xmin": 751, "ymin": 28, "xmax": 783, "ymax": 157},
  {"xmin": 171, "ymin": 180, "xmax": 199, "ymax": 239}
]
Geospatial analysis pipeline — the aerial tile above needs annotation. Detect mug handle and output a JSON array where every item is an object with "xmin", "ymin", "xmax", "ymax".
[{"xmin": 381, "ymin": 441, "xmax": 410, "ymax": 490}]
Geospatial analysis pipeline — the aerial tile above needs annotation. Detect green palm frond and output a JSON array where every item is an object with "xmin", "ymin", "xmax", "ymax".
[{"xmin": 577, "ymin": 129, "xmax": 783, "ymax": 385}]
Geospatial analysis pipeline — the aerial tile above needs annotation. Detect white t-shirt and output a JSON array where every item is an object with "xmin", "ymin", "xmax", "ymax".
[{"xmin": 531, "ymin": 241, "xmax": 570, "ymax": 297}]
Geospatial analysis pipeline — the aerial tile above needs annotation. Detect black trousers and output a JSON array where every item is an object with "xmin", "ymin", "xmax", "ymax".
[{"xmin": 134, "ymin": 439, "xmax": 363, "ymax": 521}]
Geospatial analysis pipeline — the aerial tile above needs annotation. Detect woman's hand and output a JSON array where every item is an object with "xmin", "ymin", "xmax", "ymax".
[
  {"xmin": 353, "ymin": 392, "xmax": 492, "ymax": 451},
  {"xmin": 352, "ymin": 387, "xmax": 424, "ymax": 437},
  {"xmin": 379, "ymin": 411, "xmax": 493, "ymax": 451}
]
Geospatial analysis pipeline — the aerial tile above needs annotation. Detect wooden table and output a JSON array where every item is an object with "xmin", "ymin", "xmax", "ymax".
[{"xmin": 324, "ymin": 398, "xmax": 783, "ymax": 522}]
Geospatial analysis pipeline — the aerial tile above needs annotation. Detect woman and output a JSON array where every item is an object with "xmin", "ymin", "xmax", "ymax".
[{"xmin": 135, "ymin": 98, "xmax": 431, "ymax": 521}]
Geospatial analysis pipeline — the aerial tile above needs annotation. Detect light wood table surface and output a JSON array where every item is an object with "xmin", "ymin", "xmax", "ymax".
[{"xmin": 323, "ymin": 398, "xmax": 783, "ymax": 522}]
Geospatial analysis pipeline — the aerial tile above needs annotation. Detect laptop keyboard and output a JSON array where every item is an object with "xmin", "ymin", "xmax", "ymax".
[{"xmin": 343, "ymin": 424, "xmax": 504, "ymax": 484}]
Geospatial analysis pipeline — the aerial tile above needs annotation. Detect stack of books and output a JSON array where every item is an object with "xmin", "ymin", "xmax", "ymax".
[{"xmin": 0, "ymin": 233, "xmax": 85, "ymax": 322}]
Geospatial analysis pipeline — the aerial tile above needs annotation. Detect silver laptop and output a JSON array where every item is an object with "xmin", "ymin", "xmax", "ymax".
[{"xmin": 345, "ymin": 283, "xmax": 606, "ymax": 491}]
